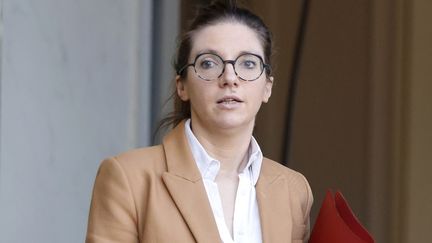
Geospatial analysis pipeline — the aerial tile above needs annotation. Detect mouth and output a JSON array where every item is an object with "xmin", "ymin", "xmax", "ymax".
[{"xmin": 216, "ymin": 96, "xmax": 243, "ymax": 104}]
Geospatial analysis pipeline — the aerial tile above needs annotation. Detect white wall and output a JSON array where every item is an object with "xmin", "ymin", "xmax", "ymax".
[{"xmin": 0, "ymin": 0, "xmax": 179, "ymax": 242}]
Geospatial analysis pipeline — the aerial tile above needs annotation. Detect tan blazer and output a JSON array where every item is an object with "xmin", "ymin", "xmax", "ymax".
[{"xmin": 86, "ymin": 121, "xmax": 313, "ymax": 243}]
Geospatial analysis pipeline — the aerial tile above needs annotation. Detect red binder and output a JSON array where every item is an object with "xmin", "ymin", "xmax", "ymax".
[{"xmin": 309, "ymin": 190, "xmax": 374, "ymax": 243}]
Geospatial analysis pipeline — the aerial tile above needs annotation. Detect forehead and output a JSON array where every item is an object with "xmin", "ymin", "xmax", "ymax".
[{"xmin": 190, "ymin": 22, "xmax": 264, "ymax": 59}]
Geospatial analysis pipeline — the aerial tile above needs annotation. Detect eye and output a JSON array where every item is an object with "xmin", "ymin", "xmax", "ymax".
[
  {"xmin": 199, "ymin": 59, "xmax": 218, "ymax": 69},
  {"xmin": 240, "ymin": 60, "xmax": 257, "ymax": 69}
]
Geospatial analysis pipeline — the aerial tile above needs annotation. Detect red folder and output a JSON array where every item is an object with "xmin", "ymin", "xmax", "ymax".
[{"xmin": 309, "ymin": 190, "xmax": 374, "ymax": 243}]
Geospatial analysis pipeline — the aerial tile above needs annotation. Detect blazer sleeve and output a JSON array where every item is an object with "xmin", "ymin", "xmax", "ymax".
[{"xmin": 86, "ymin": 157, "xmax": 139, "ymax": 243}]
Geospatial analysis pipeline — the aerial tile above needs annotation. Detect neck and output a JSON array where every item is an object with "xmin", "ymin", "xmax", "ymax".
[{"xmin": 189, "ymin": 118, "xmax": 254, "ymax": 173}]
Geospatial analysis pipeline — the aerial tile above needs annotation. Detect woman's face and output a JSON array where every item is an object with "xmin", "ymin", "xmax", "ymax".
[{"xmin": 176, "ymin": 22, "xmax": 273, "ymax": 132}]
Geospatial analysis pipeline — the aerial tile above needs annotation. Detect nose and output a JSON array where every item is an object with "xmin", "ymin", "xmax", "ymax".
[{"xmin": 219, "ymin": 62, "xmax": 239, "ymax": 87}]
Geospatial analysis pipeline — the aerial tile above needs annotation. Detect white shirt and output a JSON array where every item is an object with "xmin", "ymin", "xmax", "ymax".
[{"xmin": 184, "ymin": 119, "xmax": 263, "ymax": 243}]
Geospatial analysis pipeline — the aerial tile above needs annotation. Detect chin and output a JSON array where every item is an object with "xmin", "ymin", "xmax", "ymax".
[{"xmin": 211, "ymin": 116, "xmax": 254, "ymax": 130}]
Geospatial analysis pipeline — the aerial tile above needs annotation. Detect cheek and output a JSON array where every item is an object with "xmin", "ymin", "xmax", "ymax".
[
  {"xmin": 188, "ymin": 83, "xmax": 213, "ymax": 105},
  {"xmin": 248, "ymin": 83, "xmax": 269, "ymax": 102}
]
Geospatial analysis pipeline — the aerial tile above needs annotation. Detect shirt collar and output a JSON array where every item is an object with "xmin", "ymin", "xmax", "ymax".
[{"xmin": 184, "ymin": 119, "xmax": 263, "ymax": 185}]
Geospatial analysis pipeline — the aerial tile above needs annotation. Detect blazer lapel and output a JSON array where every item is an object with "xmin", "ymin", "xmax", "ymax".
[
  {"xmin": 257, "ymin": 158, "xmax": 293, "ymax": 243},
  {"xmin": 161, "ymin": 121, "xmax": 221, "ymax": 243}
]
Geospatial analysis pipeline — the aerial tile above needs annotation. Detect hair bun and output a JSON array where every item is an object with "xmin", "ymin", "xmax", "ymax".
[{"xmin": 209, "ymin": 0, "xmax": 239, "ymax": 11}]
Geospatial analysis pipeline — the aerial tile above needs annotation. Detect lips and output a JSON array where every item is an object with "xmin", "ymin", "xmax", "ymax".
[{"xmin": 216, "ymin": 96, "xmax": 243, "ymax": 104}]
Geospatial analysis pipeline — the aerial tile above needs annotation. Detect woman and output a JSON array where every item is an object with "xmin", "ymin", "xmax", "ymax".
[{"xmin": 86, "ymin": 1, "xmax": 313, "ymax": 242}]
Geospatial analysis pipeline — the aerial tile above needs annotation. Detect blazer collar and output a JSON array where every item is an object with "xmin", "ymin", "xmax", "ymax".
[
  {"xmin": 256, "ymin": 158, "xmax": 293, "ymax": 243},
  {"xmin": 161, "ymin": 121, "xmax": 221, "ymax": 242}
]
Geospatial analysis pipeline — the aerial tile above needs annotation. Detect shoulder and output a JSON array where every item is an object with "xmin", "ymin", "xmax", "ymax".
[
  {"xmin": 97, "ymin": 145, "xmax": 166, "ymax": 181},
  {"xmin": 262, "ymin": 157, "xmax": 313, "ymax": 213},
  {"xmin": 114, "ymin": 145, "xmax": 165, "ymax": 168},
  {"xmin": 262, "ymin": 157, "xmax": 309, "ymax": 186}
]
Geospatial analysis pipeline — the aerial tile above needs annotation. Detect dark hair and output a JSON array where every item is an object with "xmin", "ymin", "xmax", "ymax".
[{"xmin": 159, "ymin": 0, "xmax": 273, "ymax": 131}]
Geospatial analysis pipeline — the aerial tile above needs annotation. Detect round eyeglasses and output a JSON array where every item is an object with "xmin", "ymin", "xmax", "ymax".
[{"xmin": 177, "ymin": 53, "xmax": 271, "ymax": 81}]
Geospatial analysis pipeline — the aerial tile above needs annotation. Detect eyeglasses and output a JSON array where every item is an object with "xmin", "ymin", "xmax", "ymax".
[{"xmin": 177, "ymin": 53, "xmax": 271, "ymax": 81}]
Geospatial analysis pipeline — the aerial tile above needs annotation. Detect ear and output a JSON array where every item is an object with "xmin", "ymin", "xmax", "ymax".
[
  {"xmin": 176, "ymin": 75, "xmax": 189, "ymax": 101},
  {"xmin": 262, "ymin": 76, "xmax": 274, "ymax": 103}
]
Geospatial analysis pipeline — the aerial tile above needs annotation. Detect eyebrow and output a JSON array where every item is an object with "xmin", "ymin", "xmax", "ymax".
[
  {"xmin": 196, "ymin": 49, "xmax": 263, "ymax": 59},
  {"xmin": 197, "ymin": 49, "xmax": 219, "ymax": 55}
]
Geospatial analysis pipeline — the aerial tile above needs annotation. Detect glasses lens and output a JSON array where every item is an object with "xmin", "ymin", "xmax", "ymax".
[
  {"xmin": 235, "ymin": 54, "xmax": 263, "ymax": 81},
  {"xmin": 194, "ymin": 54, "xmax": 224, "ymax": 80}
]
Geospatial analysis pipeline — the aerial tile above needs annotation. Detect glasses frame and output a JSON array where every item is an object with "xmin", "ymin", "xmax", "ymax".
[{"xmin": 177, "ymin": 52, "xmax": 271, "ymax": 81}]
